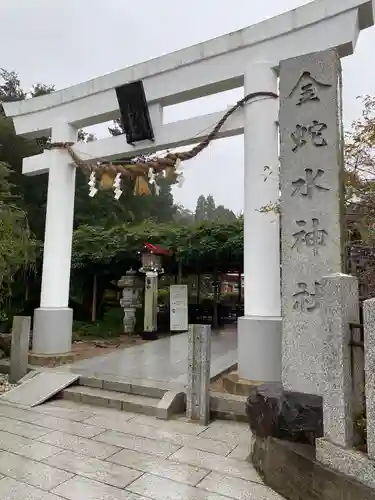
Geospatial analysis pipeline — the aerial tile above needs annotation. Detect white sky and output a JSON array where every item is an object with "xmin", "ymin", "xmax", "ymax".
[{"xmin": 1, "ymin": 0, "xmax": 375, "ymax": 213}]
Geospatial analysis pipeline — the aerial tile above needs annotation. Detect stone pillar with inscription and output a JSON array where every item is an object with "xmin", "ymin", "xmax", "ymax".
[
  {"xmin": 280, "ymin": 49, "xmax": 344, "ymax": 396},
  {"xmin": 187, "ymin": 324, "xmax": 211, "ymax": 425}
]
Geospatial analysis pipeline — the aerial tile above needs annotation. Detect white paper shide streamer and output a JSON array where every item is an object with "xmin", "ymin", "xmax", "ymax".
[
  {"xmin": 88, "ymin": 171, "xmax": 98, "ymax": 197},
  {"xmin": 175, "ymin": 159, "xmax": 185, "ymax": 188},
  {"xmin": 149, "ymin": 167, "xmax": 161, "ymax": 196},
  {"xmin": 113, "ymin": 173, "xmax": 122, "ymax": 200}
]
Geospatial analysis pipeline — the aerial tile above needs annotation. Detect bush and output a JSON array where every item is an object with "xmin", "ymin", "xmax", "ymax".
[
  {"xmin": 158, "ymin": 288, "xmax": 170, "ymax": 306},
  {"xmin": 220, "ymin": 292, "xmax": 241, "ymax": 305},
  {"xmin": 135, "ymin": 305, "xmax": 144, "ymax": 333},
  {"xmin": 73, "ymin": 307, "xmax": 124, "ymax": 339}
]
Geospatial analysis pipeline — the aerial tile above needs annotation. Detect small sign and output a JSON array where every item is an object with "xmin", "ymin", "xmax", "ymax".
[{"xmin": 170, "ymin": 285, "xmax": 188, "ymax": 331}]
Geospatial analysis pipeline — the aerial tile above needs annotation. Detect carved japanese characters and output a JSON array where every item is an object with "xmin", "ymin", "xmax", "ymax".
[{"xmin": 280, "ymin": 50, "xmax": 343, "ymax": 394}]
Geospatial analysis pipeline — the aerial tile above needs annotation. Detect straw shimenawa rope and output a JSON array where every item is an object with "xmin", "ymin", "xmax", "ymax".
[{"xmin": 48, "ymin": 91, "xmax": 278, "ymax": 181}]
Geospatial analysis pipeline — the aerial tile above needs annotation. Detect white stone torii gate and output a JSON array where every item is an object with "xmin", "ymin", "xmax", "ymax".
[{"xmin": 4, "ymin": 0, "xmax": 374, "ymax": 381}]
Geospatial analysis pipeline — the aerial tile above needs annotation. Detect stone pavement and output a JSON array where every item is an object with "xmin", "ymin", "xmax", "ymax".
[
  {"xmin": 66, "ymin": 329, "xmax": 238, "ymax": 388},
  {"xmin": 0, "ymin": 398, "xmax": 283, "ymax": 499}
]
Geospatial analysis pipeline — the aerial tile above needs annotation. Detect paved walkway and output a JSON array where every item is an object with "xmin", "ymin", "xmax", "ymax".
[
  {"xmin": 0, "ymin": 398, "xmax": 282, "ymax": 499},
  {"xmin": 67, "ymin": 329, "xmax": 237, "ymax": 388}
]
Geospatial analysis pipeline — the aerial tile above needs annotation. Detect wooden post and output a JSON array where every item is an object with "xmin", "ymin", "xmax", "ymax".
[
  {"xmin": 237, "ymin": 270, "xmax": 242, "ymax": 306},
  {"xmin": 187, "ymin": 324, "xmax": 211, "ymax": 425},
  {"xmin": 212, "ymin": 268, "xmax": 219, "ymax": 329},
  {"xmin": 91, "ymin": 274, "xmax": 97, "ymax": 322},
  {"xmin": 177, "ymin": 261, "xmax": 183, "ymax": 284}
]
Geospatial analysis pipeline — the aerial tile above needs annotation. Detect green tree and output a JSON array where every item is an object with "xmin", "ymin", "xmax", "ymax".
[
  {"xmin": 0, "ymin": 69, "xmax": 56, "ymax": 240},
  {"xmin": 194, "ymin": 194, "xmax": 236, "ymax": 223},
  {"xmin": 0, "ymin": 69, "xmax": 26, "ymax": 110},
  {"xmin": 0, "ymin": 161, "xmax": 37, "ymax": 310},
  {"xmin": 214, "ymin": 204, "xmax": 237, "ymax": 223},
  {"xmin": 71, "ymin": 218, "xmax": 243, "ymax": 322},
  {"xmin": 205, "ymin": 194, "xmax": 216, "ymax": 221},
  {"xmin": 344, "ymin": 95, "xmax": 375, "ymax": 296},
  {"xmin": 174, "ymin": 205, "xmax": 194, "ymax": 224},
  {"xmin": 345, "ymin": 95, "xmax": 375, "ymax": 242},
  {"xmin": 195, "ymin": 195, "xmax": 206, "ymax": 222},
  {"xmin": 30, "ymin": 83, "xmax": 56, "ymax": 98}
]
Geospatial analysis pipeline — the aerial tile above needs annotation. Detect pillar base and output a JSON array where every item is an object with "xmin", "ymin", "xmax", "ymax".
[
  {"xmin": 32, "ymin": 308, "xmax": 73, "ymax": 355},
  {"xmin": 238, "ymin": 315, "xmax": 281, "ymax": 382}
]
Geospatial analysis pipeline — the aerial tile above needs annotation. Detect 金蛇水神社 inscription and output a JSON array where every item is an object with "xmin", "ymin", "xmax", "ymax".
[
  {"xmin": 291, "ymin": 121, "xmax": 328, "ymax": 152},
  {"xmin": 292, "ymin": 218, "xmax": 328, "ymax": 256},
  {"xmin": 292, "ymin": 281, "xmax": 321, "ymax": 313},
  {"xmin": 291, "ymin": 168, "xmax": 330, "ymax": 198},
  {"xmin": 288, "ymin": 71, "xmax": 332, "ymax": 106}
]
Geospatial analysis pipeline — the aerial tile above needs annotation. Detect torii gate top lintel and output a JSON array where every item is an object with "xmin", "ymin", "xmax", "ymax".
[{"xmin": 3, "ymin": 0, "xmax": 374, "ymax": 144}]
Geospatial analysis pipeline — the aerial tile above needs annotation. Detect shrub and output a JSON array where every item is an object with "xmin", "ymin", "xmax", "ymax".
[{"xmin": 73, "ymin": 307, "xmax": 123, "ymax": 339}]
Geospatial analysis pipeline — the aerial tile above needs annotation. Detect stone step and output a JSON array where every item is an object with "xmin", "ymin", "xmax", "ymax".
[
  {"xmin": 61, "ymin": 385, "xmax": 185, "ymax": 420},
  {"xmin": 210, "ymin": 392, "xmax": 248, "ymax": 422},
  {"xmin": 78, "ymin": 375, "xmax": 168, "ymax": 400}
]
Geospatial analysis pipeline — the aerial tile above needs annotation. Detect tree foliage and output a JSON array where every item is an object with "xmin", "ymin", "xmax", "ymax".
[
  {"xmin": 72, "ymin": 219, "xmax": 243, "ymax": 275},
  {"xmin": 0, "ymin": 162, "xmax": 37, "ymax": 307},
  {"xmin": 345, "ymin": 95, "xmax": 375, "ymax": 243},
  {"xmin": 173, "ymin": 205, "xmax": 195, "ymax": 224},
  {"xmin": 194, "ymin": 194, "xmax": 236, "ymax": 223}
]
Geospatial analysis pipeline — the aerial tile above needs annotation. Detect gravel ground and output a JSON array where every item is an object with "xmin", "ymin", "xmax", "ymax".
[{"xmin": 0, "ymin": 374, "xmax": 17, "ymax": 394}]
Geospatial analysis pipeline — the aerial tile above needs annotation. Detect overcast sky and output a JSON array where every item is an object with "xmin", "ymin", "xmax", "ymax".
[{"xmin": 1, "ymin": 0, "xmax": 375, "ymax": 213}]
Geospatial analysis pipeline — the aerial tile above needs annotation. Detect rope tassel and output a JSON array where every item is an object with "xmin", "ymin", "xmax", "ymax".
[{"xmin": 134, "ymin": 176, "xmax": 151, "ymax": 196}]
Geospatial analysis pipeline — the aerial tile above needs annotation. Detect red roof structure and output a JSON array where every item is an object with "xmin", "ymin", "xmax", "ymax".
[{"xmin": 143, "ymin": 242, "xmax": 172, "ymax": 256}]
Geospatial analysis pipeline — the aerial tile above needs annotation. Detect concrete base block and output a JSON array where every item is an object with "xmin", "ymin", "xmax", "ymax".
[
  {"xmin": 28, "ymin": 352, "xmax": 77, "ymax": 367},
  {"xmin": 156, "ymin": 391, "xmax": 186, "ymax": 420},
  {"xmin": 238, "ymin": 316, "xmax": 281, "ymax": 382},
  {"xmin": 253, "ymin": 436, "xmax": 375, "ymax": 500},
  {"xmin": 317, "ymin": 438, "xmax": 375, "ymax": 491},
  {"xmin": 33, "ymin": 308, "xmax": 73, "ymax": 355}
]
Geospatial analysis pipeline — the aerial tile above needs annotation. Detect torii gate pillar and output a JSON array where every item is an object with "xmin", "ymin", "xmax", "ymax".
[
  {"xmin": 33, "ymin": 122, "xmax": 78, "ymax": 354},
  {"xmin": 238, "ymin": 63, "xmax": 281, "ymax": 382}
]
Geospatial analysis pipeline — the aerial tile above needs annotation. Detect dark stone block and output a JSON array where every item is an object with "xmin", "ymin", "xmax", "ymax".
[
  {"xmin": 252, "ymin": 436, "xmax": 375, "ymax": 500},
  {"xmin": 0, "ymin": 333, "xmax": 11, "ymax": 357},
  {"xmin": 140, "ymin": 332, "xmax": 158, "ymax": 340},
  {"xmin": 253, "ymin": 438, "xmax": 317, "ymax": 500},
  {"xmin": 246, "ymin": 383, "xmax": 323, "ymax": 444}
]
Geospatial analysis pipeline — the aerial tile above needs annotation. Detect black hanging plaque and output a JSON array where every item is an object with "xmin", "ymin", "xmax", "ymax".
[{"xmin": 115, "ymin": 80, "xmax": 154, "ymax": 145}]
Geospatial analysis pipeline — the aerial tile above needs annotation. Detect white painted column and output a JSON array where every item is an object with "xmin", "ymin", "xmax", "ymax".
[
  {"xmin": 33, "ymin": 122, "xmax": 77, "ymax": 355},
  {"xmin": 238, "ymin": 63, "xmax": 281, "ymax": 382}
]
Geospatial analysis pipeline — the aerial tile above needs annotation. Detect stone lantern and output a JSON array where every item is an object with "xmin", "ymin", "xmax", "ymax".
[{"xmin": 117, "ymin": 269, "xmax": 138, "ymax": 334}]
